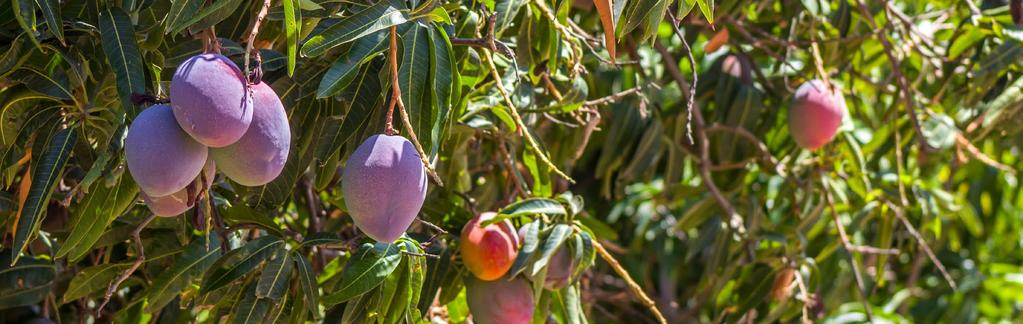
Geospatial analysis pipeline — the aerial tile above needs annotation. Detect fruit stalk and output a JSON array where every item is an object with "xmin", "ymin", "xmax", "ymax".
[
  {"xmin": 245, "ymin": 0, "xmax": 273, "ymax": 83},
  {"xmin": 388, "ymin": 26, "xmax": 443, "ymax": 186}
]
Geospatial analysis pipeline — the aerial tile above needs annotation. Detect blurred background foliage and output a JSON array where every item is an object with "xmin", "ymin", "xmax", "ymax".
[{"xmin": 0, "ymin": 0, "xmax": 1022, "ymax": 323}]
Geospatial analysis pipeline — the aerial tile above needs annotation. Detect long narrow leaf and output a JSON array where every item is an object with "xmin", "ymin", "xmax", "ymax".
[
  {"xmin": 300, "ymin": 0, "xmax": 408, "ymax": 57},
  {"xmin": 10, "ymin": 127, "xmax": 76, "ymax": 265},
  {"xmin": 99, "ymin": 7, "xmax": 145, "ymax": 119},
  {"xmin": 283, "ymin": 0, "xmax": 298, "ymax": 76}
]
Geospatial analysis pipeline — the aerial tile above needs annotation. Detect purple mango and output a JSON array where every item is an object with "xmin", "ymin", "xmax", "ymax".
[
  {"xmin": 341, "ymin": 134, "xmax": 427, "ymax": 242},
  {"xmin": 465, "ymin": 276, "xmax": 535, "ymax": 324},
  {"xmin": 788, "ymin": 80, "xmax": 847, "ymax": 150},
  {"xmin": 210, "ymin": 82, "xmax": 290, "ymax": 186},
  {"xmin": 125, "ymin": 104, "xmax": 208, "ymax": 197},
  {"xmin": 170, "ymin": 53, "xmax": 253, "ymax": 147}
]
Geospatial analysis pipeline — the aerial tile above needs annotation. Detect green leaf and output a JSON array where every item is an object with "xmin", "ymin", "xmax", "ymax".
[
  {"xmin": 298, "ymin": 232, "xmax": 345, "ymax": 248},
  {"xmin": 201, "ymin": 236, "xmax": 285, "ymax": 293},
  {"xmin": 0, "ymin": 35, "xmax": 28, "ymax": 77},
  {"xmin": 300, "ymin": 0, "xmax": 408, "ymax": 57},
  {"xmin": 12, "ymin": 0, "xmax": 41, "ymax": 49},
  {"xmin": 99, "ymin": 6, "xmax": 146, "ymax": 119},
  {"xmin": 186, "ymin": 0, "xmax": 245, "ymax": 34},
  {"xmin": 694, "ymin": 0, "xmax": 713, "ymax": 24},
  {"xmin": 0, "ymin": 253, "xmax": 55, "ymax": 308},
  {"xmin": 321, "ymin": 243, "xmax": 403, "ymax": 305},
  {"xmin": 920, "ymin": 114, "xmax": 958, "ymax": 150},
  {"xmin": 618, "ymin": 0, "xmax": 660, "ymax": 39},
  {"xmin": 398, "ymin": 23, "xmax": 433, "ymax": 153},
  {"xmin": 145, "ymin": 234, "xmax": 222, "ymax": 312},
  {"xmin": 293, "ymin": 252, "xmax": 320, "ymax": 318},
  {"xmin": 56, "ymin": 173, "xmax": 138, "ymax": 262},
  {"xmin": 163, "ymin": 0, "xmax": 202, "ymax": 34},
  {"xmin": 406, "ymin": 245, "xmax": 426, "ymax": 320},
  {"xmin": 949, "ymin": 26, "xmax": 988, "ymax": 59},
  {"xmin": 316, "ymin": 63, "xmax": 384, "ymax": 165},
  {"xmin": 427, "ymin": 26, "xmax": 454, "ymax": 159},
  {"xmin": 498, "ymin": 198, "xmax": 567, "ymax": 217},
  {"xmin": 62, "ymin": 263, "xmax": 130, "ymax": 303},
  {"xmin": 233, "ymin": 282, "xmax": 271, "ymax": 324},
  {"xmin": 508, "ymin": 219, "xmax": 541, "ymax": 277},
  {"xmin": 169, "ymin": 0, "xmax": 242, "ymax": 35},
  {"xmin": 220, "ymin": 203, "xmax": 285, "ymax": 237},
  {"xmin": 493, "ymin": 0, "xmax": 524, "ymax": 34},
  {"xmin": 374, "ymin": 255, "xmax": 406, "ymax": 322},
  {"xmin": 10, "ymin": 127, "xmax": 76, "ymax": 265},
  {"xmin": 316, "ymin": 29, "xmax": 388, "ymax": 98},
  {"xmin": 18, "ymin": 67, "xmax": 73, "ymax": 100},
  {"xmin": 283, "ymin": 0, "xmax": 298, "ymax": 76},
  {"xmin": 249, "ymin": 97, "xmax": 331, "ymax": 209},
  {"xmin": 530, "ymin": 224, "xmax": 572, "ymax": 276},
  {"xmin": 256, "ymin": 247, "xmax": 294, "ymax": 300},
  {"xmin": 32, "ymin": 0, "xmax": 63, "ymax": 44}
]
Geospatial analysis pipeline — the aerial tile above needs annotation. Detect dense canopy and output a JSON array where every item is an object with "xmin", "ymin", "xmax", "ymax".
[{"xmin": 1, "ymin": 0, "xmax": 1022, "ymax": 323}]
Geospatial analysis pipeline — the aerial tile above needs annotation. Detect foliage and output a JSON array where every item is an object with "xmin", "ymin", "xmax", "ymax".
[{"xmin": 1, "ymin": 0, "xmax": 1022, "ymax": 323}]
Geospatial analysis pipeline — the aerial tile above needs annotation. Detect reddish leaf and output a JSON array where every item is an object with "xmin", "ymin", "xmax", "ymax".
[{"xmin": 593, "ymin": 0, "xmax": 616, "ymax": 63}]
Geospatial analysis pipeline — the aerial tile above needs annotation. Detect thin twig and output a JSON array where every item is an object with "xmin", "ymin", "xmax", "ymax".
[
  {"xmin": 955, "ymin": 133, "xmax": 1015, "ymax": 174},
  {"xmin": 583, "ymin": 85, "xmax": 645, "ymax": 107},
  {"xmin": 481, "ymin": 48, "xmax": 576, "ymax": 183},
  {"xmin": 668, "ymin": 11, "xmax": 696, "ymax": 143},
  {"xmin": 848, "ymin": 245, "xmax": 900, "ymax": 255},
  {"xmin": 244, "ymin": 0, "xmax": 272, "ymax": 82},
  {"xmin": 822, "ymin": 186, "xmax": 874, "ymax": 322},
  {"xmin": 792, "ymin": 269, "xmax": 812, "ymax": 324},
  {"xmin": 592, "ymin": 237, "xmax": 668, "ymax": 324},
  {"xmin": 303, "ymin": 178, "xmax": 326, "ymax": 270},
  {"xmin": 496, "ymin": 137, "xmax": 531, "ymax": 198},
  {"xmin": 854, "ymin": 0, "xmax": 929, "ymax": 151},
  {"xmin": 401, "ymin": 251, "xmax": 440, "ymax": 259},
  {"xmin": 891, "ymin": 204, "xmax": 958, "ymax": 290},
  {"xmin": 448, "ymin": 36, "xmax": 514, "ymax": 59},
  {"xmin": 656, "ymin": 19, "xmax": 745, "ymax": 234},
  {"xmin": 389, "ymin": 26, "xmax": 443, "ymax": 186},
  {"xmin": 415, "ymin": 218, "xmax": 448, "ymax": 235},
  {"xmin": 97, "ymin": 213, "xmax": 158, "ymax": 316}
]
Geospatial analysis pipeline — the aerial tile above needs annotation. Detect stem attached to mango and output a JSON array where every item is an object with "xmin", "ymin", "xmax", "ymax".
[{"xmin": 388, "ymin": 26, "xmax": 443, "ymax": 186}]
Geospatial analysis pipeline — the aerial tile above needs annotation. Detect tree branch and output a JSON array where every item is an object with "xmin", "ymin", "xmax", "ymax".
[
  {"xmin": 891, "ymin": 204, "xmax": 958, "ymax": 290},
  {"xmin": 481, "ymin": 47, "xmax": 576, "ymax": 184},
  {"xmin": 97, "ymin": 213, "xmax": 158, "ymax": 316},
  {"xmin": 389, "ymin": 26, "xmax": 444, "ymax": 186},
  {"xmin": 822, "ymin": 186, "xmax": 874, "ymax": 322},
  {"xmin": 854, "ymin": 0, "xmax": 930, "ymax": 151},
  {"xmin": 657, "ymin": 13, "xmax": 746, "ymax": 234},
  {"xmin": 244, "ymin": 0, "xmax": 272, "ymax": 83},
  {"xmin": 592, "ymin": 236, "xmax": 668, "ymax": 324}
]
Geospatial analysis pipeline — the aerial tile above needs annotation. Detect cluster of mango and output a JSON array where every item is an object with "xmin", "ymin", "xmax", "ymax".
[{"xmin": 125, "ymin": 54, "xmax": 290, "ymax": 216}]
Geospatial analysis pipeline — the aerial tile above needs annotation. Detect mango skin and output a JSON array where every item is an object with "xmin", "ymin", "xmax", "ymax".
[
  {"xmin": 170, "ymin": 53, "xmax": 253, "ymax": 147},
  {"xmin": 125, "ymin": 104, "xmax": 208, "ymax": 197},
  {"xmin": 465, "ymin": 276, "xmax": 534, "ymax": 324},
  {"xmin": 462, "ymin": 212, "xmax": 520, "ymax": 281},
  {"xmin": 142, "ymin": 162, "xmax": 216, "ymax": 217},
  {"xmin": 788, "ymin": 80, "xmax": 847, "ymax": 150},
  {"xmin": 341, "ymin": 134, "xmax": 427, "ymax": 242},
  {"xmin": 210, "ymin": 82, "xmax": 290, "ymax": 186},
  {"xmin": 543, "ymin": 245, "xmax": 577, "ymax": 290}
]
